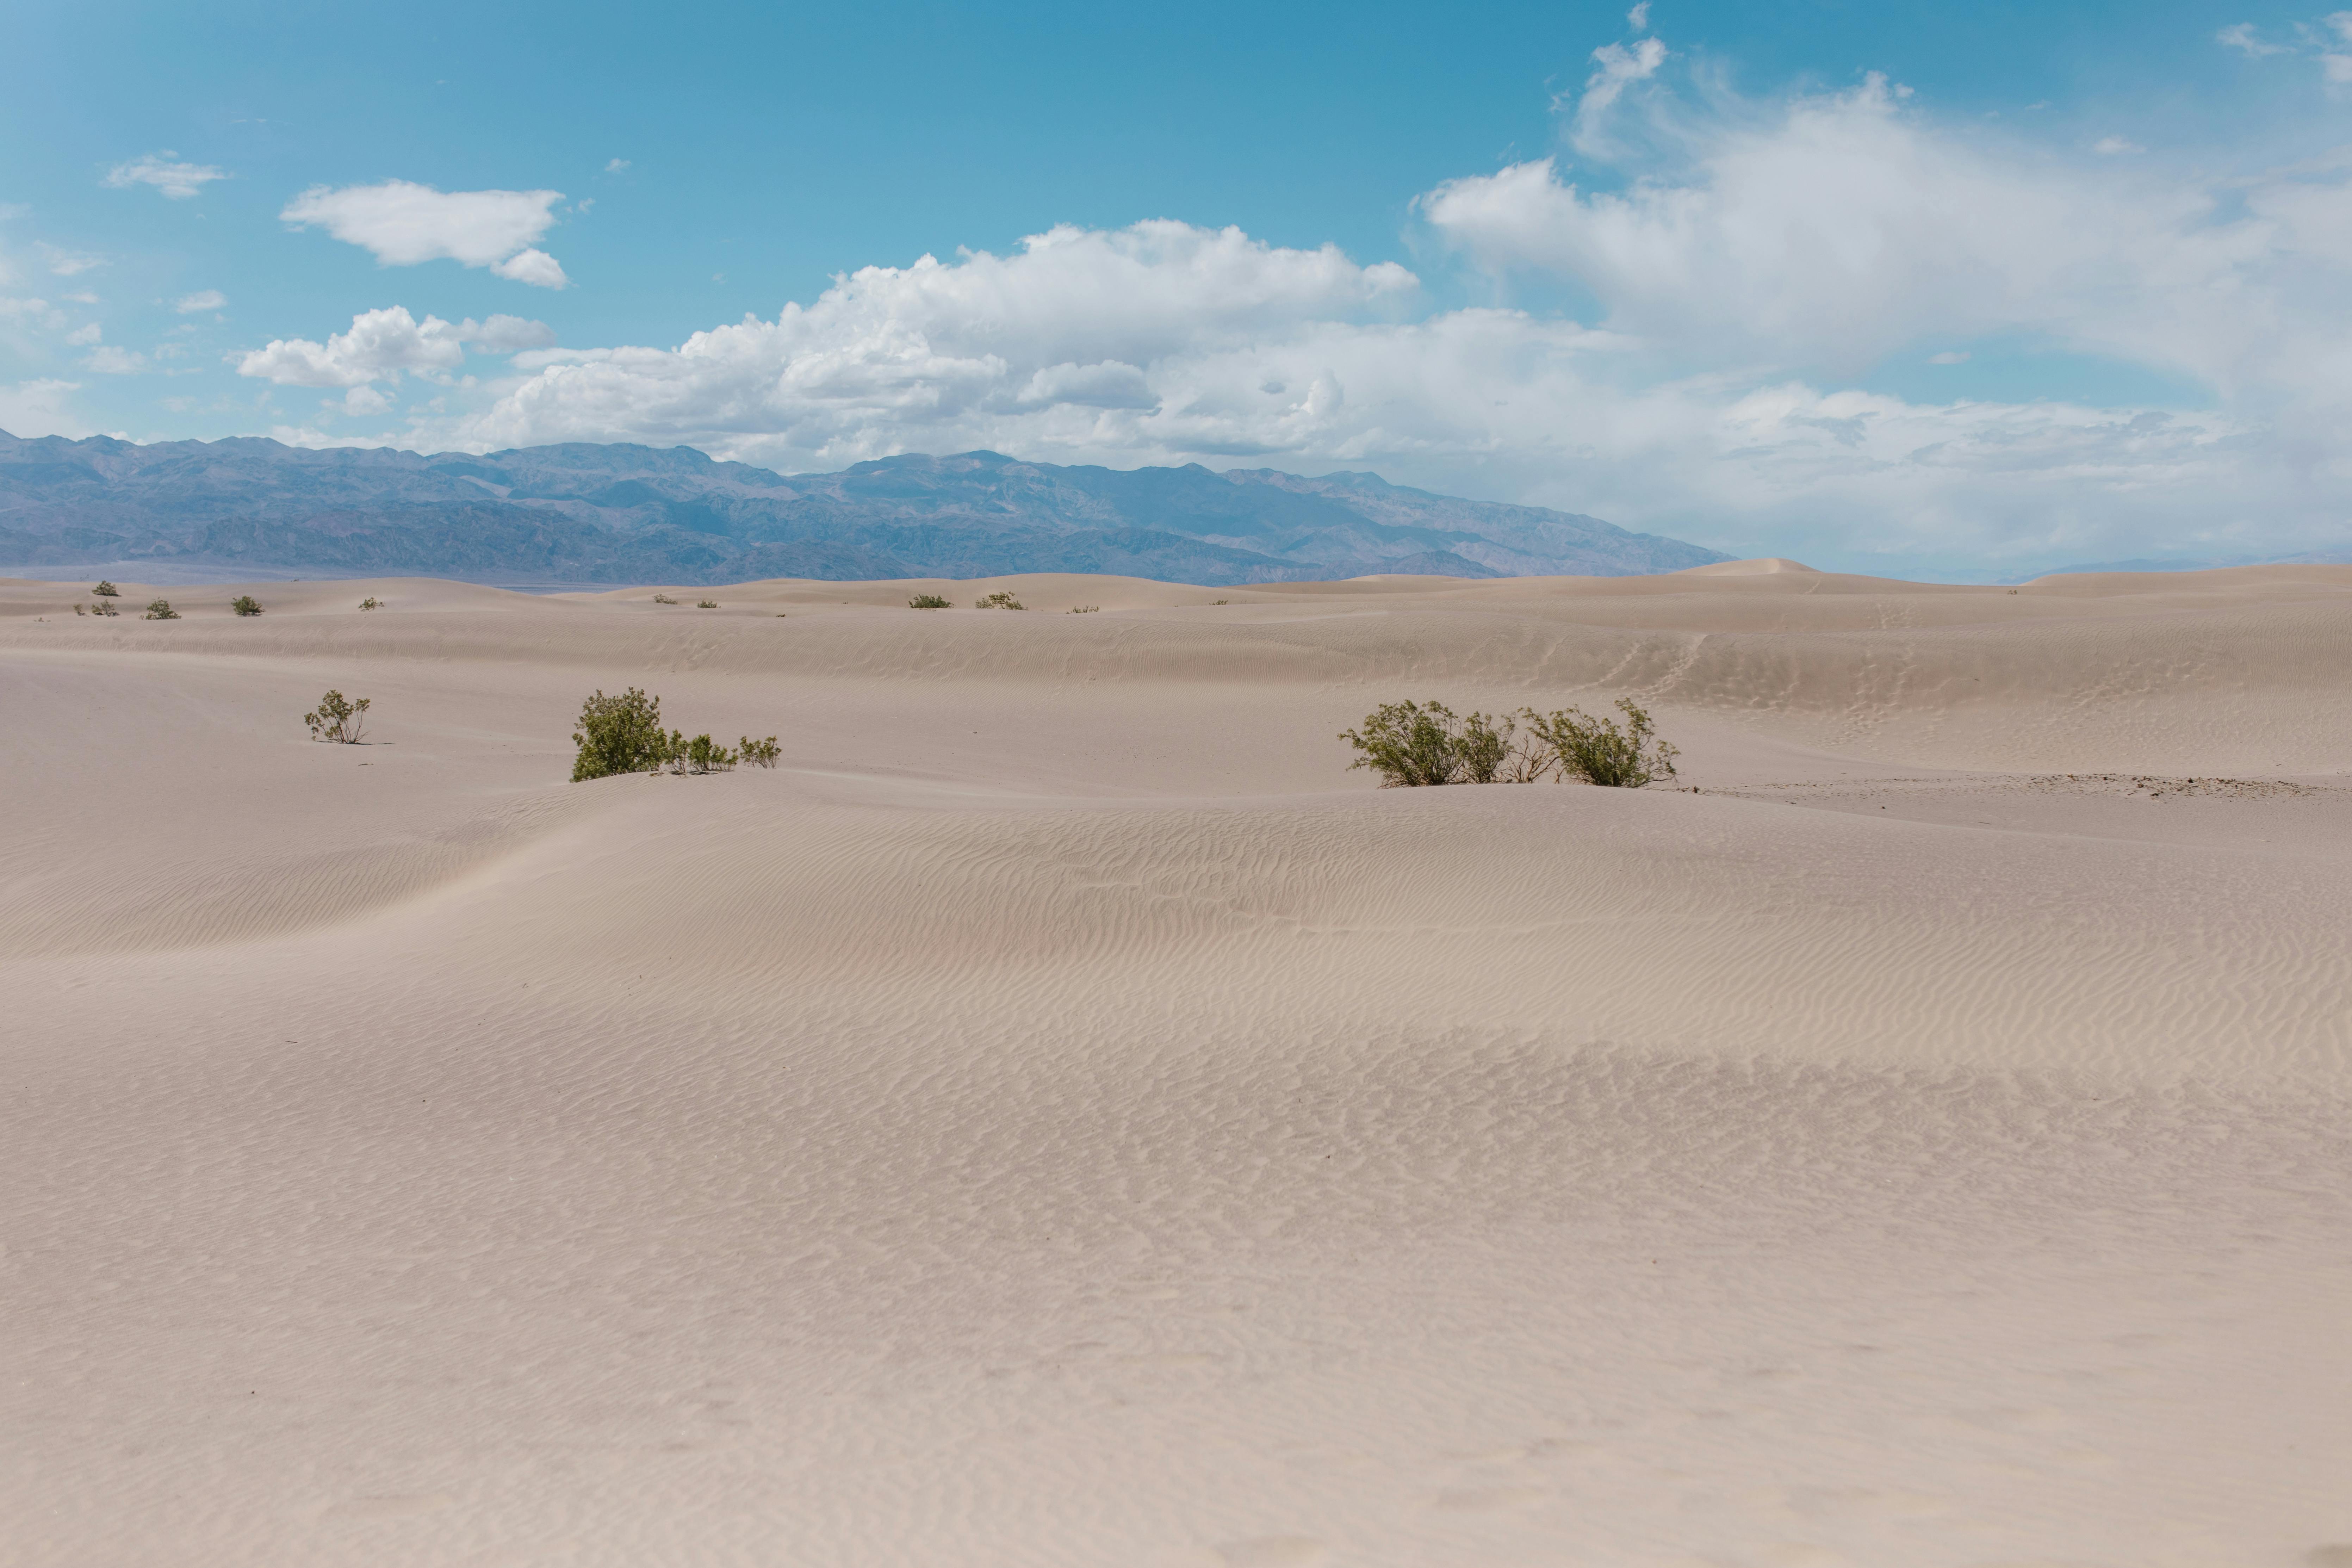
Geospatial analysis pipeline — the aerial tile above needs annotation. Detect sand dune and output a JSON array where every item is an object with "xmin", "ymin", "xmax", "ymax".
[{"xmin": 2, "ymin": 565, "xmax": 2347, "ymax": 1565}]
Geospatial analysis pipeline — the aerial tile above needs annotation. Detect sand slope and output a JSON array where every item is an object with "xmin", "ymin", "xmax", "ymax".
[{"xmin": 2, "ymin": 566, "xmax": 2348, "ymax": 1566}]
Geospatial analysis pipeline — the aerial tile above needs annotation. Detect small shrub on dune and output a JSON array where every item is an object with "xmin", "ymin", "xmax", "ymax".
[
  {"xmin": 1520, "ymin": 698, "xmax": 1678, "ymax": 788},
  {"xmin": 89, "ymin": 596, "xmax": 118, "ymax": 617},
  {"xmin": 143, "ymin": 599, "xmax": 179, "ymax": 620},
  {"xmin": 740, "ymin": 736, "xmax": 780, "ymax": 768},
  {"xmin": 1343, "ymin": 696, "xmax": 1676, "ymax": 787},
  {"xmin": 697, "ymin": 599, "xmax": 719, "ymax": 609},
  {"xmin": 359, "ymin": 596, "xmax": 382, "ymax": 611},
  {"xmin": 304, "ymin": 689, "xmax": 370, "ymax": 743},
  {"xmin": 974, "ymin": 591, "xmax": 1025, "ymax": 610},
  {"xmin": 91, "ymin": 581, "xmax": 120, "ymax": 597},
  {"xmin": 907, "ymin": 593, "xmax": 952, "ymax": 608},
  {"xmin": 651, "ymin": 593, "xmax": 678, "ymax": 605},
  {"xmin": 571, "ymin": 687, "xmax": 670, "ymax": 780},
  {"xmin": 1341, "ymin": 700, "xmax": 1512, "ymax": 787},
  {"xmin": 231, "ymin": 595, "xmax": 263, "ymax": 616},
  {"xmin": 684, "ymin": 733, "xmax": 737, "ymax": 773}
]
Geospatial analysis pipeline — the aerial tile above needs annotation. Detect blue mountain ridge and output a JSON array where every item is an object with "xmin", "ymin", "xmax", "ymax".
[{"xmin": 0, "ymin": 430, "xmax": 1730, "ymax": 584}]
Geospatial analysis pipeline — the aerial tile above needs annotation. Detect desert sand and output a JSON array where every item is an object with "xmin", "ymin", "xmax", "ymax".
[{"xmin": 2, "ymin": 563, "xmax": 2347, "ymax": 1567}]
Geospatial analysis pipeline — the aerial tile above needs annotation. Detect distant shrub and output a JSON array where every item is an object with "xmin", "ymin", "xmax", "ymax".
[
  {"xmin": 571, "ymin": 687, "xmax": 671, "ymax": 780},
  {"xmin": 740, "ymin": 735, "xmax": 780, "ymax": 767},
  {"xmin": 907, "ymin": 593, "xmax": 952, "ymax": 608},
  {"xmin": 143, "ymin": 599, "xmax": 179, "ymax": 620},
  {"xmin": 1520, "ymin": 698, "xmax": 1678, "ymax": 788},
  {"xmin": 91, "ymin": 580, "xmax": 120, "ymax": 597},
  {"xmin": 1069, "ymin": 604, "xmax": 1099, "ymax": 614},
  {"xmin": 358, "ymin": 596, "xmax": 382, "ymax": 611},
  {"xmin": 974, "ymin": 591, "xmax": 1025, "ymax": 609},
  {"xmin": 89, "ymin": 597, "xmax": 118, "ymax": 617},
  {"xmin": 651, "ymin": 593, "xmax": 678, "ymax": 605},
  {"xmin": 73, "ymin": 602, "xmax": 85, "ymax": 615},
  {"xmin": 1340, "ymin": 700, "xmax": 1523, "ymax": 787},
  {"xmin": 684, "ymin": 733, "xmax": 737, "ymax": 773},
  {"xmin": 697, "ymin": 599, "xmax": 718, "ymax": 609},
  {"xmin": 304, "ymin": 689, "xmax": 370, "ymax": 743},
  {"xmin": 231, "ymin": 594, "xmax": 263, "ymax": 616}
]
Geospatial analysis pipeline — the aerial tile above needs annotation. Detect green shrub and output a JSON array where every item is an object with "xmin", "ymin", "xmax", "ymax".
[
  {"xmin": 358, "ymin": 596, "xmax": 381, "ymax": 611},
  {"xmin": 1069, "ymin": 605, "xmax": 1099, "ymax": 614},
  {"xmin": 143, "ymin": 599, "xmax": 179, "ymax": 620},
  {"xmin": 974, "ymin": 591, "xmax": 1025, "ymax": 609},
  {"xmin": 91, "ymin": 580, "xmax": 119, "ymax": 597},
  {"xmin": 89, "ymin": 597, "xmax": 118, "ymax": 617},
  {"xmin": 304, "ymin": 689, "xmax": 370, "ymax": 743},
  {"xmin": 1520, "ymin": 698, "xmax": 1678, "ymax": 788},
  {"xmin": 684, "ymin": 734, "xmax": 737, "ymax": 773},
  {"xmin": 907, "ymin": 593, "xmax": 952, "ymax": 608},
  {"xmin": 230, "ymin": 595, "xmax": 263, "ymax": 617},
  {"xmin": 571, "ymin": 687, "xmax": 670, "ymax": 780},
  {"xmin": 740, "ymin": 735, "xmax": 780, "ymax": 767},
  {"xmin": 1340, "ymin": 700, "xmax": 1520, "ymax": 787},
  {"xmin": 651, "ymin": 593, "xmax": 678, "ymax": 605},
  {"xmin": 697, "ymin": 599, "xmax": 719, "ymax": 609}
]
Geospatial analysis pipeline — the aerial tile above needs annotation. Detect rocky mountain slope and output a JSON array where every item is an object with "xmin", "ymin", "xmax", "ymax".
[{"xmin": 0, "ymin": 431, "xmax": 1727, "ymax": 583}]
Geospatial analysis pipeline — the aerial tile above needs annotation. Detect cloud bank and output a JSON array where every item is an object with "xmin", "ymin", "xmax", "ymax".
[{"xmin": 103, "ymin": 153, "xmax": 228, "ymax": 200}]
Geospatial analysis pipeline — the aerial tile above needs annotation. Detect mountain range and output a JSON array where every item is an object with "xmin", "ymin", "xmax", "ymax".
[{"xmin": 0, "ymin": 429, "xmax": 1729, "ymax": 585}]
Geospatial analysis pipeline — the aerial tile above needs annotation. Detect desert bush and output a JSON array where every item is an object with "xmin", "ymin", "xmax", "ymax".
[
  {"xmin": 1069, "ymin": 605, "xmax": 1099, "ymax": 614},
  {"xmin": 740, "ymin": 735, "xmax": 780, "ymax": 767},
  {"xmin": 1520, "ymin": 698, "xmax": 1678, "ymax": 788},
  {"xmin": 697, "ymin": 599, "xmax": 718, "ymax": 609},
  {"xmin": 73, "ymin": 602, "xmax": 85, "ymax": 615},
  {"xmin": 304, "ymin": 689, "xmax": 370, "ymax": 743},
  {"xmin": 91, "ymin": 580, "xmax": 119, "ymax": 597},
  {"xmin": 684, "ymin": 733, "xmax": 737, "ymax": 773},
  {"xmin": 1341, "ymin": 700, "xmax": 1521, "ymax": 787},
  {"xmin": 359, "ymin": 596, "xmax": 382, "ymax": 611},
  {"xmin": 90, "ymin": 597, "xmax": 118, "ymax": 617},
  {"xmin": 974, "ymin": 591, "xmax": 1025, "ymax": 610},
  {"xmin": 651, "ymin": 593, "xmax": 678, "ymax": 605},
  {"xmin": 571, "ymin": 687, "xmax": 671, "ymax": 780},
  {"xmin": 143, "ymin": 599, "xmax": 179, "ymax": 620},
  {"xmin": 907, "ymin": 593, "xmax": 952, "ymax": 608},
  {"xmin": 231, "ymin": 595, "xmax": 263, "ymax": 616}
]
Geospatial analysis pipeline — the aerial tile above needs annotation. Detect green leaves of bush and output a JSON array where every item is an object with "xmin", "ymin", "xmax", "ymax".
[
  {"xmin": 1342, "ymin": 696, "xmax": 1677, "ymax": 788},
  {"xmin": 143, "ymin": 599, "xmax": 179, "ymax": 620},
  {"xmin": 907, "ymin": 594, "xmax": 951, "ymax": 609},
  {"xmin": 973, "ymin": 591, "xmax": 1024, "ymax": 609},
  {"xmin": 91, "ymin": 581, "xmax": 119, "ymax": 597},
  {"xmin": 740, "ymin": 736, "xmax": 780, "ymax": 767},
  {"xmin": 231, "ymin": 595, "xmax": 263, "ymax": 616},
  {"xmin": 305, "ymin": 689, "xmax": 370, "ymax": 743},
  {"xmin": 571, "ymin": 687, "xmax": 670, "ymax": 779}
]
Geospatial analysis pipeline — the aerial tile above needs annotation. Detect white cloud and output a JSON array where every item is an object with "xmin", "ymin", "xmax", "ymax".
[
  {"xmin": 280, "ymin": 181, "xmax": 570, "ymax": 286},
  {"xmin": 37, "ymin": 243, "xmax": 104, "ymax": 277},
  {"xmin": 2092, "ymin": 135, "xmax": 2144, "ymax": 155},
  {"xmin": 604, "ymin": 158, "xmax": 631, "ymax": 174},
  {"xmin": 62, "ymin": 290, "xmax": 99, "ymax": 304},
  {"xmin": 175, "ymin": 289, "xmax": 226, "ymax": 313},
  {"xmin": 1627, "ymin": 1, "xmax": 1651, "ymax": 31},
  {"xmin": 0, "ymin": 378, "xmax": 86, "ymax": 436},
  {"xmin": 337, "ymin": 385, "xmax": 394, "ymax": 416},
  {"xmin": 1570, "ymin": 37, "xmax": 1668, "ymax": 151},
  {"xmin": 82, "ymin": 345, "xmax": 146, "ymax": 374},
  {"xmin": 234, "ymin": 306, "xmax": 555, "ymax": 387},
  {"xmin": 103, "ymin": 153, "xmax": 229, "ymax": 199},
  {"xmin": 64, "ymin": 323, "xmax": 101, "ymax": 346},
  {"xmin": 489, "ymin": 247, "xmax": 569, "ymax": 288},
  {"xmin": 1928, "ymin": 350, "xmax": 1970, "ymax": 364}
]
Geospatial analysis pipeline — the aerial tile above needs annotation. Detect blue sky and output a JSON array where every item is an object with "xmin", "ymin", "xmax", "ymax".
[{"xmin": 5, "ymin": 0, "xmax": 2350, "ymax": 575}]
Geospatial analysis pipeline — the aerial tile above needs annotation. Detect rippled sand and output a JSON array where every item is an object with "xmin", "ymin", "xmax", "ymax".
[{"xmin": 4, "ymin": 563, "xmax": 2347, "ymax": 1566}]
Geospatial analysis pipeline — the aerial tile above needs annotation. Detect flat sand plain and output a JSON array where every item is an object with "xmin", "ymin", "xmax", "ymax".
[{"xmin": 2, "ymin": 562, "xmax": 2348, "ymax": 1568}]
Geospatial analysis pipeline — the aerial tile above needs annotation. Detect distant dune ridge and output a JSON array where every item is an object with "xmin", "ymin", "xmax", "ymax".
[{"xmin": 0, "ymin": 429, "xmax": 1729, "ymax": 584}]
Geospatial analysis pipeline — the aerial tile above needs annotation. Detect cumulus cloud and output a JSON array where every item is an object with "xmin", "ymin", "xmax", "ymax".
[
  {"xmin": 280, "ymin": 181, "xmax": 570, "ymax": 286},
  {"xmin": 82, "ymin": 345, "xmax": 146, "ymax": 374},
  {"xmin": 235, "ymin": 306, "xmax": 555, "ymax": 388},
  {"xmin": 36, "ymin": 243, "xmax": 104, "ymax": 277},
  {"xmin": 104, "ymin": 153, "xmax": 228, "ymax": 199},
  {"xmin": 175, "ymin": 290, "xmax": 226, "ymax": 313},
  {"xmin": 2092, "ymin": 135, "xmax": 2144, "ymax": 155},
  {"xmin": 1569, "ymin": 37, "xmax": 1668, "ymax": 152},
  {"xmin": 0, "ymin": 378, "xmax": 86, "ymax": 436}
]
